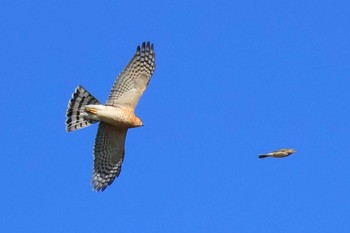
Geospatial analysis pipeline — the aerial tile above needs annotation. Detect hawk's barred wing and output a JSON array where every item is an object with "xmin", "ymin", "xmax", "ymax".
[
  {"xmin": 91, "ymin": 122, "xmax": 127, "ymax": 191},
  {"xmin": 106, "ymin": 42, "xmax": 156, "ymax": 110}
]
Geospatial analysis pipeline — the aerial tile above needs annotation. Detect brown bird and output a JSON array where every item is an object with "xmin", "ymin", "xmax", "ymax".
[{"xmin": 258, "ymin": 148, "xmax": 296, "ymax": 159}]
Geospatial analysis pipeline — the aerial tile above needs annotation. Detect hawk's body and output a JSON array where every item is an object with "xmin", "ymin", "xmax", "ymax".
[{"xmin": 66, "ymin": 42, "xmax": 156, "ymax": 191}]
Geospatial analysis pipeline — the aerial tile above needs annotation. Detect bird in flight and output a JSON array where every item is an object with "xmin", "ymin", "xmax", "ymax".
[
  {"xmin": 258, "ymin": 148, "xmax": 296, "ymax": 159},
  {"xmin": 66, "ymin": 42, "xmax": 156, "ymax": 191}
]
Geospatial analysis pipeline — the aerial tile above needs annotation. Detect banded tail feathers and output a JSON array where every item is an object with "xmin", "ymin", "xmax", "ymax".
[{"xmin": 66, "ymin": 85, "xmax": 101, "ymax": 132}]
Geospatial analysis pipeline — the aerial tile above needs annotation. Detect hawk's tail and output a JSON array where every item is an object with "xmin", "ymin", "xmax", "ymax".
[{"xmin": 66, "ymin": 85, "xmax": 101, "ymax": 132}]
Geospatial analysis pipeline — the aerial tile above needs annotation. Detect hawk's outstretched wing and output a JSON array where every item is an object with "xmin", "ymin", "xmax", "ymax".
[
  {"xmin": 106, "ymin": 42, "xmax": 156, "ymax": 110},
  {"xmin": 91, "ymin": 122, "xmax": 128, "ymax": 191}
]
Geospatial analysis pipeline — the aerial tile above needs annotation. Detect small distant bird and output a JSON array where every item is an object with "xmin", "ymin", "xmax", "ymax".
[
  {"xmin": 66, "ymin": 42, "xmax": 156, "ymax": 191},
  {"xmin": 258, "ymin": 148, "xmax": 296, "ymax": 159}
]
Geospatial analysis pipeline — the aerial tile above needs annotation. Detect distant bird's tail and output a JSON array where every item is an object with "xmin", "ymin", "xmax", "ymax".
[
  {"xmin": 66, "ymin": 85, "xmax": 101, "ymax": 132},
  {"xmin": 258, "ymin": 154, "xmax": 269, "ymax": 159}
]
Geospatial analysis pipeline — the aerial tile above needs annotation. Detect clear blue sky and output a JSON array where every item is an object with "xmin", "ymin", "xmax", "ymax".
[{"xmin": 1, "ymin": 0, "xmax": 349, "ymax": 232}]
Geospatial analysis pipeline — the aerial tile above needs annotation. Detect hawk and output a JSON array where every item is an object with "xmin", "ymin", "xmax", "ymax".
[
  {"xmin": 66, "ymin": 42, "xmax": 156, "ymax": 191},
  {"xmin": 258, "ymin": 148, "xmax": 296, "ymax": 159}
]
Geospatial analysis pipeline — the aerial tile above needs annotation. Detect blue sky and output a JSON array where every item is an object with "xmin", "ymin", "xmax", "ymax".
[{"xmin": 1, "ymin": 0, "xmax": 349, "ymax": 232}]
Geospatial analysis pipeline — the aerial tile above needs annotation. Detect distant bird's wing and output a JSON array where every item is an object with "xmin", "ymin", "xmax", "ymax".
[
  {"xmin": 91, "ymin": 122, "xmax": 127, "ymax": 191},
  {"xmin": 106, "ymin": 42, "xmax": 156, "ymax": 110}
]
